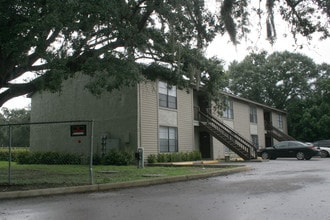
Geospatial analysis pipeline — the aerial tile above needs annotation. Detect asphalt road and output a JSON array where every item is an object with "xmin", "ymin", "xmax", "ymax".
[{"xmin": 1, "ymin": 157, "xmax": 330, "ymax": 220}]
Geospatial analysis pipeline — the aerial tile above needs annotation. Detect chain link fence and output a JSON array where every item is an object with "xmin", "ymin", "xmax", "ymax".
[{"xmin": 0, "ymin": 120, "xmax": 95, "ymax": 191}]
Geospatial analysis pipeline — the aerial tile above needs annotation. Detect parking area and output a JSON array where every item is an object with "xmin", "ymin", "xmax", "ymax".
[{"xmin": 1, "ymin": 157, "xmax": 329, "ymax": 220}]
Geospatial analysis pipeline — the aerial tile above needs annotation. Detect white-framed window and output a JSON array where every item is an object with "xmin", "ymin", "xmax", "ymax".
[
  {"xmin": 250, "ymin": 106, "xmax": 257, "ymax": 123},
  {"xmin": 159, "ymin": 81, "xmax": 177, "ymax": 109},
  {"xmin": 223, "ymin": 100, "xmax": 234, "ymax": 119},
  {"xmin": 278, "ymin": 114, "xmax": 283, "ymax": 129},
  {"xmin": 159, "ymin": 126, "xmax": 178, "ymax": 152},
  {"xmin": 251, "ymin": 135, "xmax": 259, "ymax": 148}
]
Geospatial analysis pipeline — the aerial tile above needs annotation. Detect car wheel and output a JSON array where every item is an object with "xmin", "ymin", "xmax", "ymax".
[
  {"xmin": 296, "ymin": 152, "xmax": 305, "ymax": 160},
  {"xmin": 305, "ymin": 155, "xmax": 312, "ymax": 160},
  {"xmin": 261, "ymin": 152, "xmax": 270, "ymax": 160},
  {"xmin": 320, "ymin": 150, "xmax": 329, "ymax": 158}
]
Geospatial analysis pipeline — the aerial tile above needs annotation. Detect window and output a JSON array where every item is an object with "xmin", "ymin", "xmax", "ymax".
[
  {"xmin": 250, "ymin": 106, "xmax": 257, "ymax": 123},
  {"xmin": 251, "ymin": 135, "xmax": 259, "ymax": 148},
  {"xmin": 159, "ymin": 126, "xmax": 178, "ymax": 152},
  {"xmin": 274, "ymin": 141, "xmax": 288, "ymax": 148},
  {"xmin": 278, "ymin": 114, "xmax": 283, "ymax": 129},
  {"xmin": 223, "ymin": 100, "xmax": 234, "ymax": 119},
  {"xmin": 159, "ymin": 81, "xmax": 177, "ymax": 109}
]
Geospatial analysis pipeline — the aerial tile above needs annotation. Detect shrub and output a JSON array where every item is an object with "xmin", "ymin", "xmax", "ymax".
[
  {"xmin": 188, "ymin": 150, "xmax": 202, "ymax": 161},
  {"xmin": 102, "ymin": 149, "xmax": 135, "ymax": 165},
  {"xmin": 92, "ymin": 154, "xmax": 102, "ymax": 165},
  {"xmin": 16, "ymin": 151, "xmax": 34, "ymax": 164},
  {"xmin": 16, "ymin": 151, "xmax": 84, "ymax": 165},
  {"xmin": 156, "ymin": 153, "xmax": 168, "ymax": 163},
  {"xmin": 148, "ymin": 151, "xmax": 202, "ymax": 163},
  {"xmin": 0, "ymin": 150, "xmax": 9, "ymax": 161},
  {"xmin": 147, "ymin": 154, "xmax": 157, "ymax": 163},
  {"xmin": 0, "ymin": 147, "xmax": 29, "ymax": 162}
]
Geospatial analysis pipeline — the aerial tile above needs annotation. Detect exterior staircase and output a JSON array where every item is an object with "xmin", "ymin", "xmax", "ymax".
[
  {"xmin": 265, "ymin": 123, "xmax": 295, "ymax": 141},
  {"xmin": 198, "ymin": 110, "xmax": 258, "ymax": 160}
]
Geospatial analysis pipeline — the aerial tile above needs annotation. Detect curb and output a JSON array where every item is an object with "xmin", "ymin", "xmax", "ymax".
[{"xmin": 0, "ymin": 166, "xmax": 252, "ymax": 200}]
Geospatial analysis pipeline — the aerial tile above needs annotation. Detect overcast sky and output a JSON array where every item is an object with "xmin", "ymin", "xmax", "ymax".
[
  {"xmin": 205, "ymin": 0, "xmax": 330, "ymax": 67},
  {"xmin": 2, "ymin": 0, "xmax": 329, "ymax": 110}
]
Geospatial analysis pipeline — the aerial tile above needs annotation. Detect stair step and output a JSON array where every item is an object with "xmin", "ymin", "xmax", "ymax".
[{"xmin": 199, "ymin": 113, "xmax": 257, "ymax": 160}]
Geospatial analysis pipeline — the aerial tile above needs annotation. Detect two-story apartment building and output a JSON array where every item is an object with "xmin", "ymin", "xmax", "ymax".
[{"xmin": 30, "ymin": 74, "xmax": 291, "ymax": 160}]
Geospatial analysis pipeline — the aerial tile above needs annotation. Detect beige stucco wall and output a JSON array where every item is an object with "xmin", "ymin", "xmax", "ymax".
[
  {"xmin": 30, "ymin": 74, "xmax": 138, "ymax": 155},
  {"xmin": 177, "ymin": 87, "xmax": 195, "ymax": 152},
  {"xmin": 139, "ymin": 81, "xmax": 159, "ymax": 156},
  {"xmin": 139, "ymin": 81, "xmax": 195, "ymax": 158},
  {"xmin": 210, "ymin": 98, "xmax": 284, "ymax": 159}
]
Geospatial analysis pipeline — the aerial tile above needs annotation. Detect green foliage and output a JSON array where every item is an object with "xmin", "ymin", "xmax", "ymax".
[
  {"xmin": 287, "ymin": 96, "xmax": 330, "ymax": 141},
  {"xmin": 0, "ymin": 0, "xmax": 224, "ymax": 106},
  {"xmin": 147, "ymin": 151, "xmax": 202, "ymax": 163},
  {"xmin": 227, "ymin": 51, "xmax": 318, "ymax": 109},
  {"xmin": 92, "ymin": 154, "xmax": 102, "ymax": 165},
  {"xmin": 0, "ymin": 108, "xmax": 30, "ymax": 147},
  {"xmin": 227, "ymin": 51, "xmax": 330, "ymax": 141},
  {"xmin": 1, "ymin": 0, "xmax": 329, "ymax": 106},
  {"xmin": 283, "ymin": 62, "xmax": 330, "ymax": 141},
  {"xmin": 0, "ymin": 148, "xmax": 84, "ymax": 165},
  {"xmin": 101, "ymin": 149, "xmax": 135, "ymax": 166},
  {"xmin": 0, "ymin": 147, "xmax": 29, "ymax": 161},
  {"xmin": 147, "ymin": 154, "xmax": 157, "ymax": 164},
  {"xmin": 1, "ymin": 148, "xmax": 136, "ymax": 166},
  {"xmin": 15, "ymin": 151, "xmax": 83, "ymax": 165}
]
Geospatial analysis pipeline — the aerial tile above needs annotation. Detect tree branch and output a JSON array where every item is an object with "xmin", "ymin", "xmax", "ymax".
[{"xmin": 0, "ymin": 83, "xmax": 37, "ymax": 107}]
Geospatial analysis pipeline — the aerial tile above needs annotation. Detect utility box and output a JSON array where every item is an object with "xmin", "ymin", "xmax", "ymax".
[{"xmin": 135, "ymin": 147, "xmax": 144, "ymax": 168}]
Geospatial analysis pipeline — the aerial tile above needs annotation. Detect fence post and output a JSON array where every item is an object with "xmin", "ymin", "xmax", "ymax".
[
  {"xmin": 8, "ymin": 125, "xmax": 12, "ymax": 185},
  {"xmin": 89, "ymin": 120, "xmax": 94, "ymax": 185}
]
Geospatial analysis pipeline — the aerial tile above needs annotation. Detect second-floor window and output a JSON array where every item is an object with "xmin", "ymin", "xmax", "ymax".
[
  {"xmin": 223, "ymin": 100, "xmax": 234, "ymax": 119},
  {"xmin": 159, "ymin": 81, "xmax": 177, "ymax": 109},
  {"xmin": 250, "ymin": 106, "xmax": 257, "ymax": 123},
  {"xmin": 278, "ymin": 114, "xmax": 283, "ymax": 129}
]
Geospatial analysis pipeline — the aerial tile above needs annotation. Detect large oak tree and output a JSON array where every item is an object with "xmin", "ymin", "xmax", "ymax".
[
  {"xmin": 227, "ymin": 51, "xmax": 330, "ymax": 141},
  {"xmin": 0, "ymin": 0, "xmax": 329, "ymax": 107}
]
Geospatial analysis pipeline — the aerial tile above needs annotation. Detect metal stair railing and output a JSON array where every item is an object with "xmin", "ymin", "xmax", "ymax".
[
  {"xmin": 198, "ymin": 110, "xmax": 257, "ymax": 160},
  {"xmin": 265, "ymin": 123, "xmax": 295, "ymax": 141}
]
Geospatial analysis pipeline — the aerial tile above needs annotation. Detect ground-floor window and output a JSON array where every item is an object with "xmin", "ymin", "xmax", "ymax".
[
  {"xmin": 159, "ymin": 126, "xmax": 178, "ymax": 152},
  {"xmin": 251, "ymin": 135, "xmax": 259, "ymax": 148}
]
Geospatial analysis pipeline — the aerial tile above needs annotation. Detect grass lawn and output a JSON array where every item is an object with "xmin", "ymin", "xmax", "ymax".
[{"xmin": 0, "ymin": 161, "xmax": 241, "ymax": 192}]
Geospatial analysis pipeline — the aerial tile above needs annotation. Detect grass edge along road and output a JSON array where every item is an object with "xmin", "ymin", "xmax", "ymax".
[{"xmin": 0, "ymin": 161, "xmax": 248, "ymax": 194}]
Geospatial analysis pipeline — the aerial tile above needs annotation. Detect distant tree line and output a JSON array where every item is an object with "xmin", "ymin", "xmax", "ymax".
[
  {"xmin": 226, "ymin": 51, "xmax": 330, "ymax": 142},
  {"xmin": 0, "ymin": 108, "xmax": 30, "ymax": 147}
]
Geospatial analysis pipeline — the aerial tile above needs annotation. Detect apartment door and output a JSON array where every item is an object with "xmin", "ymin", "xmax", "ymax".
[
  {"xmin": 200, "ymin": 131, "xmax": 211, "ymax": 159},
  {"xmin": 198, "ymin": 95, "xmax": 209, "ymax": 113},
  {"xmin": 264, "ymin": 111, "xmax": 273, "ymax": 147}
]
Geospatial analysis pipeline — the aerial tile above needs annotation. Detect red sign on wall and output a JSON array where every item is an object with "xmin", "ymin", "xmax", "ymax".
[{"xmin": 70, "ymin": 125, "xmax": 87, "ymax": 136}]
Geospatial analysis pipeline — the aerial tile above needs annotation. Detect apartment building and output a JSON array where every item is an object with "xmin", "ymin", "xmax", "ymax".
[{"xmin": 30, "ymin": 74, "xmax": 291, "ymax": 160}]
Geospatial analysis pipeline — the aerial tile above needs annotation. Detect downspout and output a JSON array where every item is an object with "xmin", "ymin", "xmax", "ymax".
[{"xmin": 137, "ymin": 83, "xmax": 141, "ymax": 149}]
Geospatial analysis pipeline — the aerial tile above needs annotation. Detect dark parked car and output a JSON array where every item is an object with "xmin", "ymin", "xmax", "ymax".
[
  {"xmin": 258, "ymin": 141, "xmax": 320, "ymax": 160},
  {"xmin": 313, "ymin": 140, "xmax": 330, "ymax": 158}
]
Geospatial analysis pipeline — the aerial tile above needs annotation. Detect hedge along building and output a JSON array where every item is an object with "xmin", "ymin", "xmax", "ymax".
[{"xmin": 29, "ymin": 73, "xmax": 292, "ymax": 160}]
